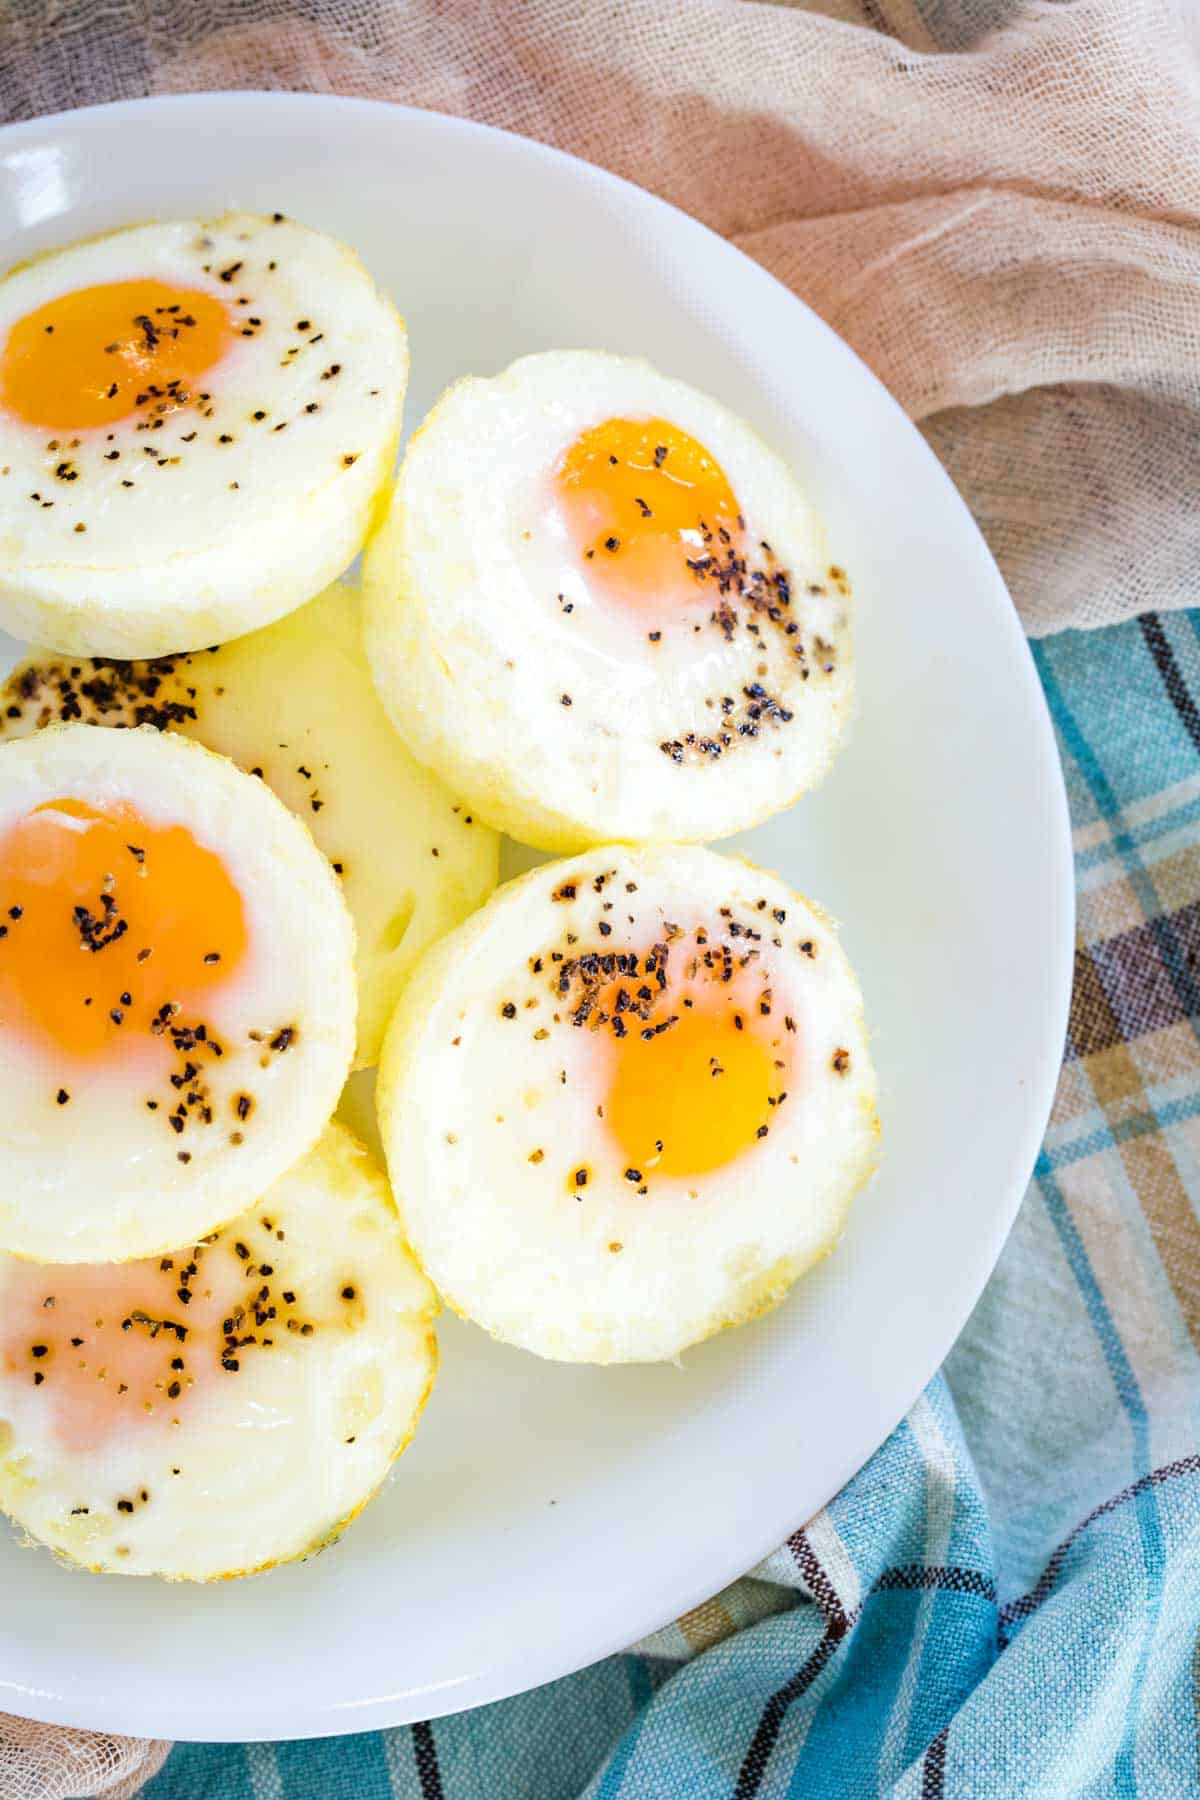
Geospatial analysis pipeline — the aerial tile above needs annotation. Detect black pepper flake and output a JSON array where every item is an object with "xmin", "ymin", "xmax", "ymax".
[
  {"xmin": 574, "ymin": 1167, "xmax": 588, "ymax": 1188},
  {"xmin": 501, "ymin": 1001, "xmax": 517, "ymax": 1019},
  {"xmin": 56, "ymin": 1088, "xmax": 69, "ymax": 1105}
]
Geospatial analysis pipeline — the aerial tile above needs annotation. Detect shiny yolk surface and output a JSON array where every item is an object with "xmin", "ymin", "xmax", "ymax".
[
  {"xmin": 0, "ymin": 280, "xmax": 232, "ymax": 432},
  {"xmin": 555, "ymin": 417, "xmax": 742, "ymax": 609},
  {"xmin": 605, "ymin": 997, "xmax": 781, "ymax": 1178},
  {"xmin": 0, "ymin": 797, "xmax": 246, "ymax": 1060}
]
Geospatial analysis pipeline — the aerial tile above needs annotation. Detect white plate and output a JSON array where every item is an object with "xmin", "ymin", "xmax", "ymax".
[{"xmin": 0, "ymin": 93, "xmax": 1073, "ymax": 1743}]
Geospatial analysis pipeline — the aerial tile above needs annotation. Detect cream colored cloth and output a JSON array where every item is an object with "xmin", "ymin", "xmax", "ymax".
[
  {"xmin": 1, "ymin": 1, "xmax": 1198, "ymax": 1794},
  {"xmin": 0, "ymin": 1717, "xmax": 168, "ymax": 1800}
]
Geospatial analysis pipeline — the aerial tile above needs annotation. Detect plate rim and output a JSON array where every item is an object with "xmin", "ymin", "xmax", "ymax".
[{"xmin": 0, "ymin": 88, "xmax": 1075, "ymax": 1743}]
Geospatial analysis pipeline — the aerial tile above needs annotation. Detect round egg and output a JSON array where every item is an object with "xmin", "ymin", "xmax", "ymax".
[
  {"xmin": 0, "ymin": 581, "xmax": 499, "ymax": 1068},
  {"xmin": 0, "ymin": 1124, "xmax": 437, "ymax": 1580},
  {"xmin": 0, "ymin": 213, "xmax": 406, "ymax": 657},
  {"xmin": 0, "ymin": 723, "xmax": 356, "ymax": 1264},
  {"xmin": 364, "ymin": 352, "xmax": 853, "ymax": 852},
  {"xmin": 377, "ymin": 844, "xmax": 878, "ymax": 1364}
]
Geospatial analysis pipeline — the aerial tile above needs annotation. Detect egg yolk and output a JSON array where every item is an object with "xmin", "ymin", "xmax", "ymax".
[
  {"xmin": 0, "ymin": 280, "xmax": 232, "ymax": 431},
  {"xmin": 0, "ymin": 797, "xmax": 246, "ymax": 1060},
  {"xmin": 605, "ymin": 996, "xmax": 781, "ymax": 1178},
  {"xmin": 0, "ymin": 1252, "xmax": 245, "ymax": 1455},
  {"xmin": 555, "ymin": 417, "xmax": 742, "ymax": 608}
]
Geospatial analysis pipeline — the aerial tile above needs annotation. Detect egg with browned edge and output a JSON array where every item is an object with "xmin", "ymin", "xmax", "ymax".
[
  {"xmin": 0, "ymin": 723, "xmax": 356, "ymax": 1264},
  {"xmin": 0, "ymin": 214, "xmax": 406, "ymax": 657},
  {"xmin": 0, "ymin": 581, "xmax": 498, "ymax": 1068},
  {"xmin": 0, "ymin": 1124, "xmax": 437, "ymax": 1580},
  {"xmin": 377, "ymin": 844, "xmax": 878, "ymax": 1364},
  {"xmin": 365, "ymin": 352, "xmax": 853, "ymax": 852}
]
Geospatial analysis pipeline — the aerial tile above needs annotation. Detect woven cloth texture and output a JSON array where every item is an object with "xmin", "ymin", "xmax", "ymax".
[{"xmin": 1, "ymin": 1, "xmax": 1199, "ymax": 1795}]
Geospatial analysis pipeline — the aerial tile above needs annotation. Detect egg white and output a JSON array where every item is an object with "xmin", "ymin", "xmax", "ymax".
[
  {"xmin": 364, "ymin": 352, "xmax": 853, "ymax": 852},
  {"xmin": 0, "ymin": 1123, "xmax": 437, "ymax": 1580},
  {"xmin": 0, "ymin": 723, "xmax": 356, "ymax": 1264},
  {"xmin": 0, "ymin": 214, "xmax": 406, "ymax": 657},
  {"xmin": 0, "ymin": 582, "xmax": 499, "ymax": 1068},
  {"xmin": 378, "ymin": 844, "xmax": 878, "ymax": 1364}
]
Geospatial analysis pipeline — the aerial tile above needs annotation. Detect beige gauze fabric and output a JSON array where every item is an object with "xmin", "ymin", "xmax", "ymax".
[
  {"xmin": 0, "ymin": 1715, "xmax": 169, "ymax": 1800},
  {"xmin": 0, "ymin": 1, "xmax": 1198, "ymax": 1795}
]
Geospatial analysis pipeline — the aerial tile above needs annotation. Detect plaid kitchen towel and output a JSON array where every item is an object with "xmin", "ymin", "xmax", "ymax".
[{"xmin": 122, "ymin": 611, "xmax": 1200, "ymax": 1796}]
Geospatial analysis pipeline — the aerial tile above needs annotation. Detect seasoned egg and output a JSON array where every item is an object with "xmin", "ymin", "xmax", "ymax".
[
  {"xmin": 0, "ymin": 213, "xmax": 406, "ymax": 657},
  {"xmin": 364, "ymin": 352, "xmax": 852, "ymax": 852},
  {"xmin": 0, "ymin": 1124, "xmax": 437, "ymax": 1580},
  {"xmin": 0, "ymin": 581, "xmax": 498, "ymax": 1067},
  {"xmin": 0, "ymin": 723, "xmax": 355, "ymax": 1264},
  {"xmin": 378, "ymin": 845, "xmax": 878, "ymax": 1363}
]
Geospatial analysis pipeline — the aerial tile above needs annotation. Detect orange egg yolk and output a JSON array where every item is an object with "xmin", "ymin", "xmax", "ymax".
[
  {"xmin": 0, "ymin": 280, "xmax": 232, "ymax": 432},
  {"xmin": 605, "ymin": 996, "xmax": 781, "ymax": 1178},
  {"xmin": 0, "ymin": 797, "xmax": 246, "ymax": 1061},
  {"xmin": 555, "ymin": 416, "xmax": 742, "ymax": 609}
]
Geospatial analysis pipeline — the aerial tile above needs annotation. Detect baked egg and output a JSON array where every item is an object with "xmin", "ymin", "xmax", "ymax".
[
  {"xmin": 378, "ymin": 844, "xmax": 878, "ymax": 1363},
  {"xmin": 0, "ymin": 723, "xmax": 355, "ymax": 1264},
  {"xmin": 0, "ymin": 213, "xmax": 406, "ymax": 656},
  {"xmin": 0, "ymin": 1124, "xmax": 436, "ymax": 1580},
  {"xmin": 365, "ymin": 352, "xmax": 853, "ymax": 851}
]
